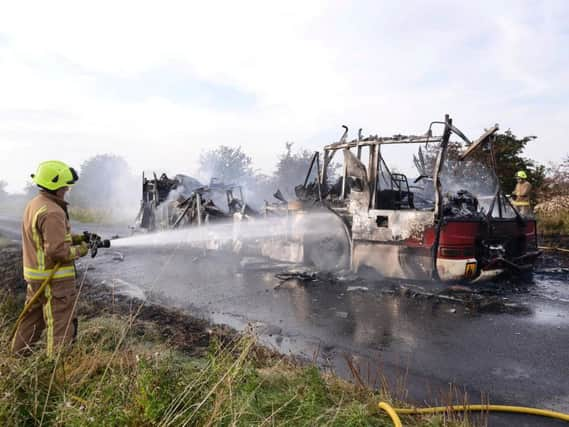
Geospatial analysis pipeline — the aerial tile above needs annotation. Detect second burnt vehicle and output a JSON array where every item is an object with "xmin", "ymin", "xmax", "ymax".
[
  {"xmin": 276, "ymin": 114, "xmax": 540, "ymax": 283},
  {"xmin": 134, "ymin": 172, "xmax": 255, "ymax": 232}
]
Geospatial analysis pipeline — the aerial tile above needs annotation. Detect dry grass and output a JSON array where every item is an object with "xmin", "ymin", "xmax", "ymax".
[
  {"xmin": 537, "ymin": 211, "xmax": 569, "ymax": 238},
  {"xmin": 0, "ymin": 289, "xmax": 481, "ymax": 427}
]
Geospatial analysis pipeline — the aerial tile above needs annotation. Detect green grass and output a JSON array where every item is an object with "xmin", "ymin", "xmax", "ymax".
[{"xmin": 0, "ymin": 291, "xmax": 477, "ymax": 426}]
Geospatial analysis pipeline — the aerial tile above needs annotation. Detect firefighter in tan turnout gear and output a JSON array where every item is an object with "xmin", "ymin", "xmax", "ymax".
[
  {"xmin": 12, "ymin": 161, "xmax": 89, "ymax": 356},
  {"xmin": 511, "ymin": 170, "xmax": 533, "ymax": 217}
]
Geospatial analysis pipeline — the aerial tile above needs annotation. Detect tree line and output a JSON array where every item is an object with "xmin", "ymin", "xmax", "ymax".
[{"xmin": 1, "ymin": 132, "xmax": 567, "ymax": 215}]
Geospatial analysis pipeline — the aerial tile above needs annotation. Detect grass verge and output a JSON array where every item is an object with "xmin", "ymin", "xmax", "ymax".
[{"xmin": 0, "ymin": 292, "xmax": 478, "ymax": 427}]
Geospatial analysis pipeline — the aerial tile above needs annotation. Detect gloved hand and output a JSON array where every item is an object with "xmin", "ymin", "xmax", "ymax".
[
  {"xmin": 77, "ymin": 242, "xmax": 89, "ymax": 258},
  {"xmin": 72, "ymin": 234, "xmax": 85, "ymax": 244}
]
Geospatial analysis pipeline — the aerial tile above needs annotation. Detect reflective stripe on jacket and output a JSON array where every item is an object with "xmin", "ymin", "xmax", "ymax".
[{"xmin": 22, "ymin": 191, "xmax": 81, "ymax": 285}]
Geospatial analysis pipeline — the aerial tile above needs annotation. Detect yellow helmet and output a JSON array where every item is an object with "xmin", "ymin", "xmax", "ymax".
[
  {"xmin": 516, "ymin": 170, "xmax": 528, "ymax": 180},
  {"xmin": 31, "ymin": 160, "xmax": 78, "ymax": 191}
]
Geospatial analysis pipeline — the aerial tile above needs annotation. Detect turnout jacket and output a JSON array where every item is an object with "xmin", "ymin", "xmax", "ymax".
[
  {"xmin": 513, "ymin": 181, "xmax": 532, "ymax": 206},
  {"xmin": 22, "ymin": 191, "xmax": 82, "ymax": 287}
]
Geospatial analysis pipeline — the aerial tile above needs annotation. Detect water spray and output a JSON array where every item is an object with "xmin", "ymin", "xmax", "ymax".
[{"xmin": 110, "ymin": 212, "xmax": 347, "ymax": 250}]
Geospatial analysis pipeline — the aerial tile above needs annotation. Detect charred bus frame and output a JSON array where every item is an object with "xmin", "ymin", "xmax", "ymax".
[{"xmin": 298, "ymin": 114, "xmax": 539, "ymax": 282}]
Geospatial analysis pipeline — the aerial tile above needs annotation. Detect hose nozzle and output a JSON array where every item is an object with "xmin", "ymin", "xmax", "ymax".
[{"xmin": 83, "ymin": 231, "xmax": 111, "ymax": 257}]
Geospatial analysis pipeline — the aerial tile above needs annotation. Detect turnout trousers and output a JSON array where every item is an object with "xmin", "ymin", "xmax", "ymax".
[{"xmin": 11, "ymin": 281, "xmax": 77, "ymax": 356}]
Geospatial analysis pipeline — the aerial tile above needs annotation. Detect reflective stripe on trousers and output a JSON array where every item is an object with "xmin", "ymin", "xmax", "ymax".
[
  {"xmin": 43, "ymin": 284, "xmax": 54, "ymax": 357},
  {"xmin": 23, "ymin": 266, "xmax": 76, "ymax": 281}
]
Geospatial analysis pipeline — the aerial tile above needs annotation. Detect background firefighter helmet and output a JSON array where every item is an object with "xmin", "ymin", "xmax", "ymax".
[
  {"xmin": 516, "ymin": 170, "xmax": 528, "ymax": 180},
  {"xmin": 31, "ymin": 160, "xmax": 79, "ymax": 191}
]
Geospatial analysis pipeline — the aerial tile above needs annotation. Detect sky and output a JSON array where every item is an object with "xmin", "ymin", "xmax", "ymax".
[{"xmin": 1, "ymin": 0, "xmax": 568, "ymax": 193}]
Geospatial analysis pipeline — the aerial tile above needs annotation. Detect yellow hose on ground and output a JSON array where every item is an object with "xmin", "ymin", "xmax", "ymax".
[
  {"xmin": 378, "ymin": 402, "xmax": 569, "ymax": 424},
  {"xmin": 378, "ymin": 402, "xmax": 402, "ymax": 427},
  {"xmin": 538, "ymin": 245, "xmax": 569, "ymax": 254},
  {"xmin": 10, "ymin": 262, "xmax": 61, "ymax": 343}
]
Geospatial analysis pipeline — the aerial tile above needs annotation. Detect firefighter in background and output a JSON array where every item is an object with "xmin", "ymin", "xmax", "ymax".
[
  {"xmin": 12, "ymin": 161, "xmax": 89, "ymax": 356},
  {"xmin": 511, "ymin": 170, "xmax": 533, "ymax": 216}
]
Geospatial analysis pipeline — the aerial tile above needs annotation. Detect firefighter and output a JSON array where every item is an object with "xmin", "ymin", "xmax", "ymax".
[
  {"xmin": 12, "ymin": 161, "xmax": 89, "ymax": 356},
  {"xmin": 511, "ymin": 170, "xmax": 532, "ymax": 216}
]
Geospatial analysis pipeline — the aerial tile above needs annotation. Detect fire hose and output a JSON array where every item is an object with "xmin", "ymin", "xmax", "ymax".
[
  {"xmin": 538, "ymin": 245, "xmax": 569, "ymax": 254},
  {"xmin": 378, "ymin": 401, "xmax": 569, "ymax": 425}
]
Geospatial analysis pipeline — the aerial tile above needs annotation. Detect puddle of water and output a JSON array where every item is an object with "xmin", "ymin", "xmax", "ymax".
[
  {"xmin": 532, "ymin": 275, "xmax": 569, "ymax": 304},
  {"xmin": 529, "ymin": 301, "xmax": 569, "ymax": 326}
]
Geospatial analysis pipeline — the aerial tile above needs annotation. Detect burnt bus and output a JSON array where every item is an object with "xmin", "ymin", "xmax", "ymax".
[
  {"xmin": 292, "ymin": 115, "xmax": 540, "ymax": 283},
  {"xmin": 134, "ymin": 173, "xmax": 252, "ymax": 232}
]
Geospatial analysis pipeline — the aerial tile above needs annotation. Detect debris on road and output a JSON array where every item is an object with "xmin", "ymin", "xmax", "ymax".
[
  {"xmin": 275, "ymin": 271, "xmax": 318, "ymax": 283},
  {"xmin": 534, "ymin": 267, "xmax": 569, "ymax": 275},
  {"xmin": 273, "ymin": 269, "xmax": 339, "ymax": 289}
]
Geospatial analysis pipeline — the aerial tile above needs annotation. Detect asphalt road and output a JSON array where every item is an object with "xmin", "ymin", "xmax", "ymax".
[{"xmin": 2, "ymin": 216, "xmax": 569, "ymax": 426}]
